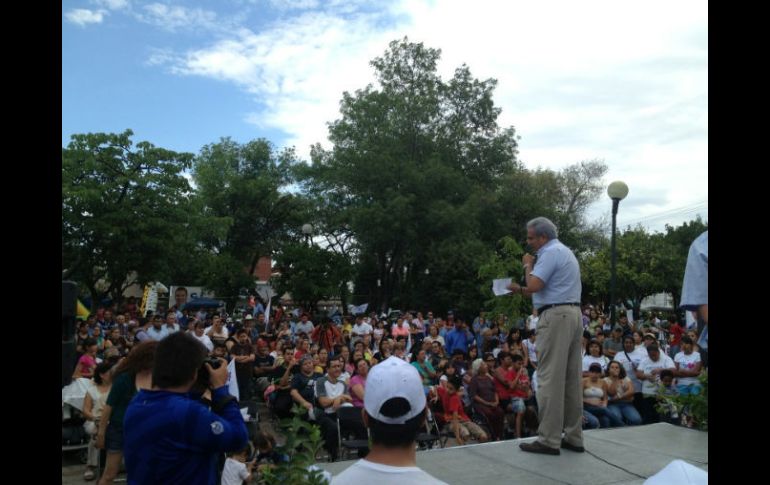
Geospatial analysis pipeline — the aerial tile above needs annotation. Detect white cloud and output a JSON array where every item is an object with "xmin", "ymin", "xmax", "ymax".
[
  {"xmin": 148, "ymin": 0, "xmax": 706, "ymax": 231},
  {"xmin": 139, "ymin": 3, "xmax": 219, "ymax": 32},
  {"xmin": 95, "ymin": 0, "xmax": 129, "ymax": 10},
  {"xmin": 65, "ymin": 8, "xmax": 106, "ymax": 26},
  {"xmin": 268, "ymin": 0, "xmax": 320, "ymax": 10}
]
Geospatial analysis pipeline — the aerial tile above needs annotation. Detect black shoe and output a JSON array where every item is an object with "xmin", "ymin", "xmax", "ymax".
[
  {"xmin": 519, "ymin": 441, "xmax": 560, "ymax": 455},
  {"xmin": 560, "ymin": 439, "xmax": 585, "ymax": 453}
]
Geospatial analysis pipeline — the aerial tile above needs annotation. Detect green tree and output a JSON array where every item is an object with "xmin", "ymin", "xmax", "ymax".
[
  {"xmin": 582, "ymin": 226, "xmax": 679, "ymax": 318},
  {"xmin": 477, "ymin": 236, "xmax": 528, "ymax": 322},
  {"xmin": 62, "ymin": 130, "xmax": 196, "ymax": 305},
  {"xmin": 193, "ymin": 138, "xmax": 306, "ymax": 309},
  {"xmin": 272, "ymin": 243, "xmax": 353, "ymax": 313},
  {"xmin": 298, "ymin": 38, "xmax": 520, "ymax": 315}
]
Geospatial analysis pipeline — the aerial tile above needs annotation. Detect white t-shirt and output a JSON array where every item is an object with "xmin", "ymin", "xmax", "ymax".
[
  {"xmin": 315, "ymin": 377, "xmax": 347, "ymax": 414},
  {"xmin": 582, "ymin": 355, "xmax": 610, "ymax": 373},
  {"xmin": 674, "ymin": 351, "xmax": 702, "ymax": 386},
  {"xmin": 351, "ymin": 322, "xmax": 373, "ymax": 337},
  {"xmin": 192, "ymin": 333, "xmax": 214, "ymax": 352},
  {"xmin": 523, "ymin": 339, "xmax": 537, "ymax": 364},
  {"xmin": 614, "ymin": 348, "xmax": 648, "ymax": 393},
  {"xmin": 331, "ymin": 459, "xmax": 448, "ymax": 485},
  {"xmin": 638, "ymin": 355, "xmax": 676, "ymax": 396},
  {"xmin": 220, "ymin": 457, "xmax": 249, "ymax": 485}
]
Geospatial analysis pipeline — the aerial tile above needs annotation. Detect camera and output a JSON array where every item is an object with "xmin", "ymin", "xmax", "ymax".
[
  {"xmin": 193, "ymin": 357, "xmax": 223, "ymax": 392},
  {"xmin": 205, "ymin": 357, "xmax": 223, "ymax": 370}
]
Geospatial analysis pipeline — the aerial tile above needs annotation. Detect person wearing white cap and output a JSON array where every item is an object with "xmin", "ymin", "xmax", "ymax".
[{"xmin": 330, "ymin": 356, "xmax": 448, "ymax": 485}]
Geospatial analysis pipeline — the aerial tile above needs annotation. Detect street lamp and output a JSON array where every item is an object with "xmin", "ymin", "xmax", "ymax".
[
  {"xmin": 301, "ymin": 223, "xmax": 313, "ymax": 246},
  {"xmin": 607, "ymin": 181, "xmax": 629, "ymax": 326}
]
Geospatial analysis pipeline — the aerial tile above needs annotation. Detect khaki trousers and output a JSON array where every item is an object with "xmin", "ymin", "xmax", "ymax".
[{"xmin": 534, "ymin": 305, "xmax": 584, "ymax": 449}]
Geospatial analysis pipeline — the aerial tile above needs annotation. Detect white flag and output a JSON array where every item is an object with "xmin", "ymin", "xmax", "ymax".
[
  {"xmin": 227, "ymin": 357, "xmax": 239, "ymax": 401},
  {"xmin": 348, "ymin": 303, "xmax": 369, "ymax": 315},
  {"xmin": 264, "ymin": 299, "xmax": 271, "ymax": 327}
]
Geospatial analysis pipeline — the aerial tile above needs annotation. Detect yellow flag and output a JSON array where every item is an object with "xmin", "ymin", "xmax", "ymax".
[{"xmin": 76, "ymin": 300, "xmax": 90, "ymax": 320}]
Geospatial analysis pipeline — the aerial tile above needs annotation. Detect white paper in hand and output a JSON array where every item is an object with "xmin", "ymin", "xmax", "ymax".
[{"xmin": 492, "ymin": 278, "xmax": 513, "ymax": 296}]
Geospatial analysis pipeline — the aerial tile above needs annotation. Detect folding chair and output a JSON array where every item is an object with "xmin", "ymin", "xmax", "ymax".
[
  {"xmin": 415, "ymin": 409, "xmax": 442, "ymax": 449},
  {"xmin": 335, "ymin": 406, "xmax": 370, "ymax": 461}
]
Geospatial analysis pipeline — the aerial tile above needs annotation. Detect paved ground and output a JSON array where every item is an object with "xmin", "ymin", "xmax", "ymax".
[{"xmin": 318, "ymin": 423, "xmax": 708, "ymax": 484}]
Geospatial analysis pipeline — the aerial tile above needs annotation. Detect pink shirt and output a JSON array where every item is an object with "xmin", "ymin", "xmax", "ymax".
[
  {"xmin": 392, "ymin": 323, "xmax": 410, "ymax": 338},
  {"xmin": 349, "ymin": 375, "xmax": 366, "ymax": 408},
  {"xmin": 78, "ymin": 354, "xmax": 96, "ymax": 377}
]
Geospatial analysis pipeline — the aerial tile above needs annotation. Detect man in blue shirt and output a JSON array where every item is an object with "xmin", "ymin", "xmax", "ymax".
[
  {"xmin": 124, "ymin": 332, "xmax": 248, "ymax": 484},
  {"xmin": 508, "ymin": 217, "xmax": 583, "ymax": 456},
  {"xmin": 444, "ymin": 318, "xmax": 474, "ymax": 356},
  {"xmin": 680, "ymin": 230, "xmax": 707, "ymax": 363}
]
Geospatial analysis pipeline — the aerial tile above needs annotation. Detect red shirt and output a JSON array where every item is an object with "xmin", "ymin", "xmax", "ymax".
[
  {"xmin": 494, "ymin": 366, "xmax": 516, "ymax": 400},
  {"xmin": 511, "ymin": 370, "xmax": 530, "ymax": 399},
  {"xmin": 437, "ymin": 386, "xmax": 470, "ymax": 422},
  {"xmin": 670, "ymin": 324, "xmax": 684, "ymax": 346}
]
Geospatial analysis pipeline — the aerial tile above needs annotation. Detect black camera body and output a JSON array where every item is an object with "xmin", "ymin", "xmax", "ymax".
[
  {"xmin": 205, "ymin": 357, "xmax": 222, "ymax": 370},
  {"xmin": 193, "ymin": 357, "xmax": 223, "ymax": 392}
]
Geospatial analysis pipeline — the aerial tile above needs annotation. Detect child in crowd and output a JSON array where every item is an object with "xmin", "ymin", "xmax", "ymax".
[
  {"xmin": 437, "ymin": 375, "xmax": 488, "ymax": 445},
  {"xmin": 221, "ymin": 444, "xmax": 256, "ymax": 485},
  {"xmin": 254, "ymin": 430, "xmax": 289, "ymax": 474}
]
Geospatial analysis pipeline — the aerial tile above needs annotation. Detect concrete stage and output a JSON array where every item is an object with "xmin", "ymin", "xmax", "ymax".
[{"xmin": 318, "ymin": 423, "xmax": 708, "ymax": 484}]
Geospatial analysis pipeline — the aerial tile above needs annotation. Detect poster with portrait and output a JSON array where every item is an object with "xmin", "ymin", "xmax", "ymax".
[{"xmin": 168, "ymin": 286, "xmax": 207, "ymax": 310}]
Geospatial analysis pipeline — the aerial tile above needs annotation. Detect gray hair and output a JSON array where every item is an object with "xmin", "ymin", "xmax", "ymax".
[{"xmin": 526, "ymin": 217, "xmax": 558, "ymax": 240}]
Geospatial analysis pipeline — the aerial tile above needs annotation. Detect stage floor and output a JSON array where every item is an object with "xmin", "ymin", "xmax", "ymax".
[{"xmin": 318, "ymin": 422, "xmax": 708, "ymax": 484}]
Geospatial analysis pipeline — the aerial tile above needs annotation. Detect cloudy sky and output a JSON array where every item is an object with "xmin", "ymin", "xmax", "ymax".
[{"xmin": 63, "ymin": 0, "xmax": 708, "ymax": 233}]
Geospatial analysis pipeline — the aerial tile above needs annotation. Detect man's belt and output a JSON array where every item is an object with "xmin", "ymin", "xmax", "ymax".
[{"xmin": 537, "ymin": 302, "xmax": 581, "ymax": 314}]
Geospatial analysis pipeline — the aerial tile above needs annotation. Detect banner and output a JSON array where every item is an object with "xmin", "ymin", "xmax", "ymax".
[{"xmin": 227, "ymin": 358, "xmax": 239, "ymax": 401}]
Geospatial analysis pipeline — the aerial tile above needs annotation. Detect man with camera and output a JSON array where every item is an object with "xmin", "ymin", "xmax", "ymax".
[{"xmin": 123, "ymin": 332, "xmax": 249, "ymax": 484}]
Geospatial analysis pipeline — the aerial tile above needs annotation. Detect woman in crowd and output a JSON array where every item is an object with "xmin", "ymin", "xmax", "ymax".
[
  {"xmin": 468, "ymin": 358, "xmax": 505, "ymax": 441},
  {"xmin": 582, "ymin": 339, "xmax": 610, "ymax": 377},
  {"xmin": 371, "ymin": 339, "xmax": 392, "ymax": 364},
  {"xmin": 313, "ymin": 347, "xmax": 329, "ymax": 374},
  {"xmin": 582, "ymin": 363, "xmax": 624, "ymax": 428},
  {"xmin": 588, "ymin": 309, "xmax": 601, "ymax": 336},
  {"xmin": 82, "ymin": 362, "xmax": 113, "ymax": 481},
  {"xmin": 348, "ymin": 358, "xmax": 369, "ymax": 409},
  {"xmin": 467, "ymin": 346, "xmax": 479, "ymax": 363},
  {"xmin": 632, "ymin": 330, "xmax": 645, "ymax": 351},
  {"xmin": 411, "ymin": 348, "xmax": 439, "ymax": 392},
  {"xmin": 391, "ymin": 317, "xmax": 411, "ymax": 340},
  {"xmin": 104, "ymin": 328, "xmax": 128, "ymax": 357},
  {"xmin": 673, "ymin": 336, "xmax": 703, "ymax": 395},
  {"xmin": 96, "ymin": 340, "xmax": 158, "ymax": 485},
  {"xmin": 336, "ymin": 355, "xmax": 351, "ymax": 384},
  {"xmin": 506, "ymin": 328, "xmax": 527, "ymax": 363},
  {"xmin": 270, "ymin": 339, "xmax": 285, "ymax": 360},
  {"xmin": 605, "ymin": 360, "xmax": 642, "ymax": 426},
  {"xmin": 73, "ymin": 339, "xmax": 99, "ymax": 379},
  {"xmin": 424, "ymin": 324, "xmax": 445, "ymax": 347},
  {"xmin": 686, "ymin": 330, "xmax": 700, "ymax": 353}
]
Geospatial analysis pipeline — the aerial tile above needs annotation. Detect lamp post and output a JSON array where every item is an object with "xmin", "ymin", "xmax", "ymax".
[
  {"xmin": 607, "ymin": 181, "xmax": 629, "ymax": 326},
  {"xmin": 301, "ymin": 223, "xmax": 313, "ymax": 246}
]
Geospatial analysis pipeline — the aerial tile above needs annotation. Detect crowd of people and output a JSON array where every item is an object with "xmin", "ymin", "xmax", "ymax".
[{"xmin": 66, "ymin": 293, "xmax": 706, "ymax": 482}]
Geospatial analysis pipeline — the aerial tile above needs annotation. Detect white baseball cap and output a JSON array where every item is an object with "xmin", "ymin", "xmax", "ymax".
[{"xmin": 364, "ymin": 356, "xmax": 426, "ymax": 425}]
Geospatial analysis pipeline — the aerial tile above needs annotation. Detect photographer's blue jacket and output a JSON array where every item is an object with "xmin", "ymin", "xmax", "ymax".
[{"xmin": 124, "ymin": 385, "xmax": 248, "ymax": 485}]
